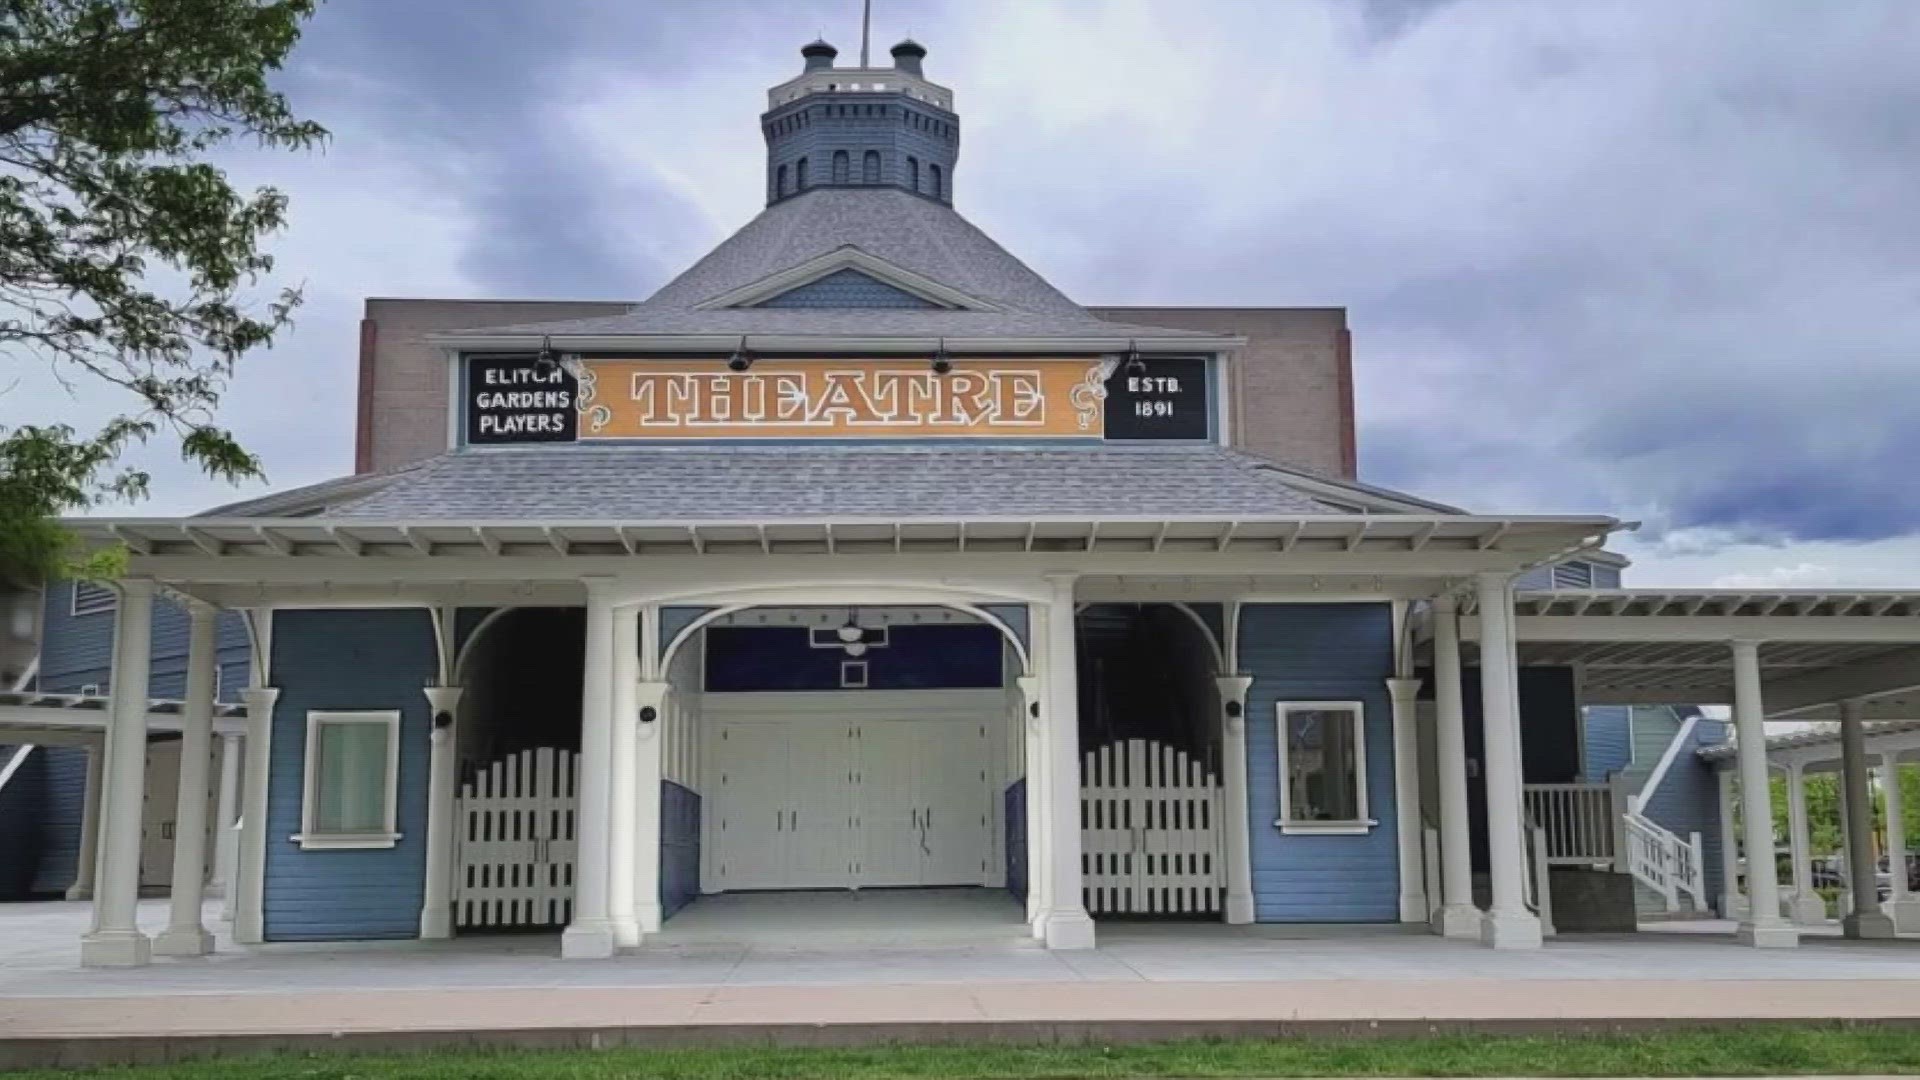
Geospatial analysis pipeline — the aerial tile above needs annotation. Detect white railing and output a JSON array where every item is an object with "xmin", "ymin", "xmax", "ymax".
[
  {"xmin": 1522, "ymin": 782, "xmax": 1617, "ymax": 865},
  {"xmin": 1624, "ymin": 811, "xmax": 1706, "ymax": 911}
]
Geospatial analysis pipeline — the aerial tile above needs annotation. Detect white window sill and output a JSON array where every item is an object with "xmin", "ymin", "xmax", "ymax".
[
  {"xmin": 290, "ymin": 832, "xmax": 401, "ymax": 850},
  {"xmin": 1275, "ymin": 819, "xmax": 1377, "ymax": 835}
]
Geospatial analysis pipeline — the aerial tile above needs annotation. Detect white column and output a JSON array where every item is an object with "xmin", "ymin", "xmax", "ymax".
[
  {"xmin": 1474, "ymin": 572, "xmax": 1540, "ymax": 950},
  {"xmin": 81, "ymin": 577, "xmax": 156, "ymax": 968},
  {"xmin": 213, "ymin": 733, "xmax": 241, "ymax": 918},
  {"xmin": 1431, "ymin": 595, "xmax": 1479, "ymax": 938},
  {"xmin": 1882, "ymin": 751, "xmax": 1920, "ymax": 931},
  {"xmin": 1037, "ymin": 574, "xmax": 1095, "ymax": 949},
  {"xmin": 1016, "ymin": 672, "xmax": 1046, "ymax": 930},
  {"xmin": 1731, "ymin": 639, "xmax": 1796, "ymax": 947},
  {"xmin": 562, "ymin": 579, "xmax": 618, "ymax": 959},
  {"xmin": 1784, "ymin": 763, "xmax": 1825, "ymax": 923},
  {"xmin": 632, "ymin": 679, "xmax": 669, "ymax": 935},
  {"xmin": 155, "ymin": 601, "xmax": 219, "ymax": 956},
  {"xmin": 1715, "ymin": 767, "xmax": 1744, "ymax": 919},
  {"xmin": 1216, "ymin": 674, "xmax": 1256, "ymax": 925},
  {"xmin": 1840, "ymin": 700, "xmax": 1894, "ymax": 937},
  {"xmin": 607, "ymin": 607, "xmax": 640, "ymax": 948},
  {"xmin": 1387, "ymin": 675, "xmax": 1426, "ymax": 923},
  {"xmin": 418, "ymin": 684, "xmax": 465, "ymax": 939},
  {"xmin": 65, "ymin": 740, "xmax": 103, "ymax": 901},
  {"xmin": 232, "ymin": 684, "xmax": 277, "ymax": 944}
]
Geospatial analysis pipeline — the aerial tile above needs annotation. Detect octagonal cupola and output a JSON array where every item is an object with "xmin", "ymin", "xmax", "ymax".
[{"xmin": 762, "ymin": 37, "xmax": 958, "ymax": 206}]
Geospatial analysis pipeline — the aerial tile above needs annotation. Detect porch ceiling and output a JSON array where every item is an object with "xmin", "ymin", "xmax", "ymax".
[{"xmin": 1457, "ymin": 589, "xmax": 1920, "ymax": 720}]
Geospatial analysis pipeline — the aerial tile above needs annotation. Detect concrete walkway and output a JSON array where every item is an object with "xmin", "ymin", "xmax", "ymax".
[{"xmin": 8, "ymin": 897, "xmax": 1920, "ymax": 1066}]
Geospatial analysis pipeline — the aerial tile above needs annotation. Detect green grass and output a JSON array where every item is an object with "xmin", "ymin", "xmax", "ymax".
[{"xmin": 17, "ymin": 1028, "xmax": 1920, "ymax": 1080}]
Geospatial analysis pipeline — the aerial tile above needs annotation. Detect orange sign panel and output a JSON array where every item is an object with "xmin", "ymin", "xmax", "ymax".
[{"xmin": 575, "ymin": 358, "xmax": 1110, "ymax": 440}]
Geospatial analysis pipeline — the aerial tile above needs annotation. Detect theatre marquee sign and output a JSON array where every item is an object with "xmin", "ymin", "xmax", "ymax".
[{"xmin": 464, "ymin": 355, "xmax": 1209, "ymax": 444}]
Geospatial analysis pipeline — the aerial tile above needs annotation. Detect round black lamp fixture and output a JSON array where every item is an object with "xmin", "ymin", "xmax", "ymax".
[
  {"xmin": 1223, "ymin": 700, "xmax": 1243, "ymax": 719},
  {"xmin": 432, "ymin": 709, "xmax": 454, "ymax": 730},
  {"xmin": 930, "ymin": 338, "xmax": 953, "ymax": 375},
  {"xmin": 1123, "ymin": 339, "xmax": 1148, "ymax": 377},
  {"xmin": 727, "ymin": 336, "xmax": 754, "ymax": 373},
  {"xmin": 639, "ymin": 706, "xmax": 658, "ymax": 724},
  {"xmin": 534, "ymin": 334, "xmax": 558, "ymax": 373}
]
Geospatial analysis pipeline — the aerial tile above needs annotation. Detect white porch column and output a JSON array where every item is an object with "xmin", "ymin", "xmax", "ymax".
[
  {"xmin": 1387, "ymin": 675, "xmax": 1426, "ymax": 923},
  {"xmin": 562, "ymin": 579, "xmax": 619, "ymax": 959},
  {"xmin": 1215, "ymin": 674, "xmax": 1256, "ymax": 925},
  {"xmin": 81, "ymin": 577, "xmax": 156, "ymax": 968},
  {"xmin": 1730, "ymin": 639, "xmax": 1796, "ymax": 947},
  {"xmin": 155, "ymin": 601, "xmax": 219, "ymax": 956},
  {"xmin": 1016, "ymin": 672, "xmax": 1047, "ymax": 930},
  {"xmin": 632, "ymin": 679, "xmax": 670, "ymax": 935},
  {"xmin": 1037, "ymin": 574, "xmax": 1095, "ymax": 950},
  {"xmin": 1784, "ymin": 763, "xmax": 1825, "ymax": 923},
  {"xmin": 214, "ymin": 732, "xmax": 241, "ymax": 918},
  {"xmin": 1882, "ymin": 751, "xmax": 1920, "ymax": 931},
  {"xmin": 1716, "ymin": 767, "xmax": 1745, "ymax": 919},
  {"xmin": 1840, "ymin": 700, "xmax": 1894, "ymax": 938},
  {"xmin": 1474, "ymin": 573, "xmax": 1540, "ymax": 950},
  {"xmin": 608, "ymin": 607, "xmax": 640, "ymax": 948},
  {"xmin": 1431, "ymin": 595, "xmax": 1479, "ymax": 938},
  {"xmin": 65, "ymin": 739, "xmax": 103, "ymax": 901},
  {"xmin": 232, "ymin": 683, "xmax": 278, "ymax": 945},
  {"xmin": 418, "ymin": 684, "xmax": 465, "ymax": 939}
]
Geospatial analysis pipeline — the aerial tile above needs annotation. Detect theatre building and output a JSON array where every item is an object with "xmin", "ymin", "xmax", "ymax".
[{"xmin": 27, "ymin": 38, "xmax": 1920, "ymax": 968}]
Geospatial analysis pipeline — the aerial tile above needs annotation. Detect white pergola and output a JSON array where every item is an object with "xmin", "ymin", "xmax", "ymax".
[{"xmin": 1446, "ymin": 589, "xmax": 1920, "ymax": 947}]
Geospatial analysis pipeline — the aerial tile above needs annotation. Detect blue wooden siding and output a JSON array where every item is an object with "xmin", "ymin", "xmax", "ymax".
[
  {"xmin": 704, "ymin": 624, "xmax": 1001, "ymax": 691},
  {"xmin": 39, "ymin": 580, "xmax": 251, "ymax": 700},
  {"xmin": 1237, "ymin": 603, "xmax": 1398, "ymax": 922},
  {"xmin": 1640, "ymin": 712, "xmax": 1729, "ymax": 904},
  {"xmin": 1583, "ymin": 706, "xmax": 1634, "ymax": 779},
  {"xmin": 660, "ymin": 780, "xmax": 701, "ymax": 918},
  {"xmin": 28, "ymin": 745, "xmax": 89, "ymax": 896},
  {"xmin": 263, "ymin": 609, "xmax": 436, "ymax": 941},
  {"xmin": 1004, "ymin": 779, "xmax": 1027, "ymax": 903},
  {"xmin": 0, "ymin": 745, "xmax": 48, "ymax": 899}
]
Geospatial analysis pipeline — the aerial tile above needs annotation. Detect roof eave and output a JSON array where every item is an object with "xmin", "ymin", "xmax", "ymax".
[{"xmin": 423, "ymin": 332, "xmax": 1247, "ymax": 353}]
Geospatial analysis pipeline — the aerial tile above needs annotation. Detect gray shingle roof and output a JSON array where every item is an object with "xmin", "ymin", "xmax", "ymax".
[
  {"xmin": 216, "ymin": 445, "xmax": 1339, "ymax": 522},
  {"xmin": 440, "ymin": 189, "xmax": 1221, "ymax": 342}
]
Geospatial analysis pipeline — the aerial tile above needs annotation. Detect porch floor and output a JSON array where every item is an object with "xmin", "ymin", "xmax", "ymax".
[{"xmin": 9, "ymin": 898, "xmax": 1920, "ymax": 1044}]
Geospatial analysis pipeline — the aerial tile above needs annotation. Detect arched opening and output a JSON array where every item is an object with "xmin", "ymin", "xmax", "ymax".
[
  {"xmin": 831, "ymin": 149, "xmax": 850, "ymax": 184},
  {"xmin": 775, "ymin": 163, "xmax": 788, "ymax": 198},
  {"xmin": 929, "ymin": 163, "xmax": 943, "ymax": 200},
  {"xmin": 862, "ymin": 149, "xmax": 881, "ymax": 184},
  {"xmin": 796, "ymin": 156, "xmax": 809, "ymax": 189},
  {"xmin": 908, "ymin": 156, "xmax": 920, "ymax": 192}
]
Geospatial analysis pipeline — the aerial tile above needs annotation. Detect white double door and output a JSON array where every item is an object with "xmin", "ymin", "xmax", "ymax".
[{"xmin": 710, "ymin": 705, "xmax": 993, "ymax": 891}]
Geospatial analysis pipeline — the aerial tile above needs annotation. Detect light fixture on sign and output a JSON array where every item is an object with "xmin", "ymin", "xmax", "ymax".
[
  {"xmin": 838, "ymin": 608, "xmax": 871, "ymax": 656},
  {"xmin": 728, "ymin": 336, "xmax": 754, "ymax": 373},
  {"xmin": 1123, "ymin": 338, "xmax": 1148, "ymax": 377},
  {"xmin": 930, "ymin": 338, "xmax": 953, "ymax": 375},
  {"xmin": 534, "ymin": 334, "xmax": 558, "ymax": 373}
]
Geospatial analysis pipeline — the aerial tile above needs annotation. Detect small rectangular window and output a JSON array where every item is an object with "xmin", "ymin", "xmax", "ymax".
[
  {"xmin": 297, "ymin": 710, "xmax": 402, "ymax": 849},
  {"xmin": 840, "ymin": 660, "xmax": 869, "ymax": 689},
  {"xmin": 1276, "ymin": 701, "xmax": 1373, "ymax": 834},
  {"xmin": 71, "ymin": 582, "xmax": 115, "ymax": 617}
]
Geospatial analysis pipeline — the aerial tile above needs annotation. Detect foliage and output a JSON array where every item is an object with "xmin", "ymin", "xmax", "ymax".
[
  {"xmin": 17, "ymin": 1028, "xmax": 1920, "ymax": 1079},
  {"xmin": 0, "ymin": 0, "xmax": 325, "ymax": 583}
]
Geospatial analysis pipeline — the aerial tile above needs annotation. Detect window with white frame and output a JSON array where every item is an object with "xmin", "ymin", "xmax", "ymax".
[
  {"xmin": 1275, "ymin": 701, "xmax": 1372, "ymax": 833},
  {"xmin": 296, "ymin": 710, "xmax": 402, "ymax": 849}
]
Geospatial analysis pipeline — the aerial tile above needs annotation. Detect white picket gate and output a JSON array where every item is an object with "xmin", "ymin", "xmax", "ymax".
[
  {"xmin": 453, "ymin": 747, "xmax": 579, "ymax": 929},
  {"xmin": 1080, "ymin": 739, "xmax": 1225, "ymax": 916}
]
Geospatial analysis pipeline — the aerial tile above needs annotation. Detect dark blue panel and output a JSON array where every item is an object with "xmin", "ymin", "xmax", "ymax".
[
  {"xmin": 39, "ymin": 580, "xmax": 251, "ymax": 698},
  {"xmin": 264, "ymin": 609, "xmax": 436, "ymax": 941},
  {"xmin": 1584, "ymin": 706, "xmax": 1634, "ymax": 779},
  {"xmin": 755, "ymin": 267, "xmax": 938, "ymax": 309},
  {"xmin": 1237, "ymin": 603, "xmax": 1398, "ymax": 922},
  {"xmin": 659, "ymin": 780, "xmax": 701, "ymax": 919},
  {"xmin": 704, "ymin": 624, "xmax": 1001, "ymax": 692},
  {"xmin": 27, "ymin": 744, "xmax": 89, "ymax": 896},
  {"xmin": 1004, "ymin": 779, "xmax": 1027, "ymax": 903},
  {"xmin": 0, "ymin": 745, "xmax": 48, "ymax": 899}
]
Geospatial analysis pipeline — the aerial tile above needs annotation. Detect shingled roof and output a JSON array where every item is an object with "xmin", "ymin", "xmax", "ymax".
[
  {"xmin": 198, "ymin": 445, "xmax": 1341, "ymax": 522},
  {"xmin": 438, "ymin": 188, "xmax": 1225, "ymax": 343}
]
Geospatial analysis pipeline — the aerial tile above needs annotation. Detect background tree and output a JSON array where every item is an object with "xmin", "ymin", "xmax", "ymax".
[{"xmin": 0, "ymin": 0, "xmax": 324, "ymax": 581}]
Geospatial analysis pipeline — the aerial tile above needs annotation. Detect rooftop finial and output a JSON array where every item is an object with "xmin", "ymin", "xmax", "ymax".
[{"xmin": 860, "ymin": 0, "xmax": 872, "ymax": 68}]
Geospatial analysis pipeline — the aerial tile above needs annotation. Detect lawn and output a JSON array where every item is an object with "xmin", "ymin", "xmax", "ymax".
[{"xmin": 16, "ymin": 1027, "xmax": 1920, "ymax": 1079}]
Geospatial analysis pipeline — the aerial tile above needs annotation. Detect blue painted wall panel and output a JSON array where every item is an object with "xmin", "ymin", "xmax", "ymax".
[
  {"xmin": 263, "ymin": 609, "xmax": 435, "ymax": 941},
  {"xmin": 1005, "ymin": 779, "xmax": 1027, "ymax": 903},
  {"xmin": 28, "ymin": 744, "xmax": 89, "ymax": 896},
  {"xmin": 0, "ymin": 745, "xmax": 47, "ymax": 899},
  {"xmin": 1237, "ymin": 603, "xmax": 1399, "ymax": 922},
  {"xmin": 1584, "ymin": 706, "xmax": 1634, "ymax": 779},
  {"xmin": 39, "ymin": 580, "xmax": 251, "ymax": 700},
  {"xmin": 705, "ymin": 624, "xmax": 1001, "ymax": 691},
  {"xmin": 1641, "ymin": 714, "xmax": 1728, "ymax": 905},
  {"xmin": 660, "ymin": 780, "xmax": 702, "ymax": 919}
]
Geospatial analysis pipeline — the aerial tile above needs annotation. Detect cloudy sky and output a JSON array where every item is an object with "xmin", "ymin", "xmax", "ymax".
[{"xmin": 12, "ymin": 0, "xmax": 1919, "ymax": 587}]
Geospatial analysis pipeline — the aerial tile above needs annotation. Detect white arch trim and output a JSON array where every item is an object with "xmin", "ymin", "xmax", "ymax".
[
  {"xmin": 1070, "ymin": 600, "xmax": 1227, "ymax": 675},
  {"xmin": 658, "ymin": 586, "xmax": 1034, "ymax": 677}
]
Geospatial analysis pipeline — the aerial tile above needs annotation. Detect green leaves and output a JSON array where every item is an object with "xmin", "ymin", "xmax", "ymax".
[{"xmin": 0, "ymin": 0, "xmax": 324, "ymax": 581}]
